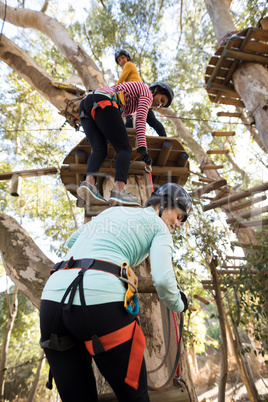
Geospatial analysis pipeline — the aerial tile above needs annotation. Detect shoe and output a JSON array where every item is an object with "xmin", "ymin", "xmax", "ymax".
[
  {"xmin": 108, "ymin": 190, "xmax": 141, "ymax": 207},
  {"xmin": 77, "ymin": 181, "xmax": 108, "ymax": 205}
]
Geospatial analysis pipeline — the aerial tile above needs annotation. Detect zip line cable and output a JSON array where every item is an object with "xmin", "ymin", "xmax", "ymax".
[{"xmin": 0, "ymin": 116, "xmax": 251, "ymax": 135}]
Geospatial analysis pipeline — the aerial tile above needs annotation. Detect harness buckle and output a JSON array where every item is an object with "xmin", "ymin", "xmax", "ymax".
[{"xmin": 120, "ymin": 263, "xmax": 139, "ymax": 315}]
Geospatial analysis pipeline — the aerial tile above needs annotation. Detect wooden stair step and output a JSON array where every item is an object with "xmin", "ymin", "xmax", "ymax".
[
  {"xmin": 211, "ymin": 131, "xmax": 235, "ymax": 137},
  {"xmin": 191, "ymin": 179, "xmax": 227, "ymax": 198},
  {"xmin": 203, "ymin": 182, "xmax": 268, "ymax": 212},
  {"xmin": 217, "ymin": 112, "xmax": 242, "ymax": 117},
  {"xmin": 201, "ymin": 164, "xmax": 224, "ymax": 170},
  {"xmin": 206, "ymin": 149, "xmax": 230, "ymax": 155}
]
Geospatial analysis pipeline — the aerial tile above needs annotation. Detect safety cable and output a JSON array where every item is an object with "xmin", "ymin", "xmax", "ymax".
[
  {"xmin": 146, "ymin": 169, "xmax": 183, "ymax": 389},
  {"xmin": 147, "ymin": 307, "xmax": 171, "ymax": 374},
  {"xmin": 148, "ymin": 313, "xmax": 184, "ymax": 391}
]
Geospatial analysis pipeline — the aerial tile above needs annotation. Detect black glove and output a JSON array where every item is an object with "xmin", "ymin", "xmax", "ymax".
[
  {"xmin": 138, "ymin": 146, "xmax": 152, "ymax": 166},
  {"xmin": 179, "ymin": 291, "xmax": 188, "ymax": 312}
]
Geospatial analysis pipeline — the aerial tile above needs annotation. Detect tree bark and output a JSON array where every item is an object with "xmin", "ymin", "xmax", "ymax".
[
  {"xmin": 0, "ymin": 1, "xmax": 105, "ymax": 90},
  {"xmin": 233, "ymin": 63, "xmax": 268, "ymax": 151},
  {"xmin": 209, "ymin": 257, "xmax": 228, "ymax": 402},
  {"xmin": 0, "ymin": 285, "xmax": 18, "ymax": 401},
  {"xmin": 0, "ymin": 213, "xmax": 52, "ymax": 308},
  {"xmin": 204, "ymin": 0, "xmax": 268, "ymax": 152},
  {"xmin": 26, "ymin": 351, "xmax": 45, "ymax": 402}
]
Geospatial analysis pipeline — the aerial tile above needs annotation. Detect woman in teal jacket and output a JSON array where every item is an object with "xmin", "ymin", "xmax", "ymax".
[{"xmin": 40, "ymin": 183, "xmax": 192, "ymax": 402}]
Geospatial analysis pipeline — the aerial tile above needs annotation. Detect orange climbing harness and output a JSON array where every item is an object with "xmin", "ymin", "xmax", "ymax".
[
  {"xmin": 41, "ymin": 258, "xmax": 143, "ymax": 390},
  {"xmin": 85, "ymin": 320, "xmax": 145, "ymax": 390}
]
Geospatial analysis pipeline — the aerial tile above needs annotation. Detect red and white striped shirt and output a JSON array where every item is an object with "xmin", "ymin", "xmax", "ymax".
[{"xmin": 94, "ymin": 81, "xmax": 153, "ymax": 148}]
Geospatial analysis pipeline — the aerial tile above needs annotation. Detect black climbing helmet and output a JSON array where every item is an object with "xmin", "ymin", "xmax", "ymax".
[
  {"xmin": 115, "ymin": 49, "xmax": 131, "ymax": 64},
  {"xmin": 154, "ymin": 183, "xmax": 192, "ymax": 222},
  {"xmin": 149, "ymin": 81, "xmax": 174, "ymax": 108}
]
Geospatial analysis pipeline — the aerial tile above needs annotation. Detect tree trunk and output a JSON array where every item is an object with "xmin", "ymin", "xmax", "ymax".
[
  {"xmin": 26, "ymin": 351, "xmax": 45, "ymax": 402},
  {"xmin": 204, "ymin": 0, "xmax": 268, "ymax": 151},
  {"xmin": 233, "ymin": 63, "xmax": 268, "ymax": 151},
  {"xmin": 0, "ymin": 213, "xmax": 53, "ymax": 308},
  {"xmin": 0, "ymin": 285, "xmax": 18, "ymax": 401},
  {"xmin": 229, "ymin": 313, "xmax": 260, "ymax": 401},
  {"xmin": 209, "ymin": 257, "xmax": 228, "ymax": 402}
]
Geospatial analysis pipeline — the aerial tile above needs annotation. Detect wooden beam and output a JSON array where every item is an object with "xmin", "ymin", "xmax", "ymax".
[
  {"xmin": 206, "ymin": 40, "xmax": 234, "ymax": 89},
  {"xmin": 230, "ymin": 218, "xmax": 268, "ymax": 228},
  {"xmin": 197, "ymin": 177, "xmax": 214, "ymax": 183},
  {"xmin": 225, "ymin": 49, "xmax": 268, "ymax": 65},
  {"xmin": 191, "ymin": 179, "xmax": 227, "ymax": 198},
  {"xmin": 208, "ymin": 82, "xmax": 239, "ymax": 98},
  {"xmin": 0, "ymin": 167, "xmax": 58, "ymax": 181},
  {"xmin": 226, "ymin": 256, "xmax": 246, "ymax": 260},
  {"xmin": 226, "ymin": 205, "xmax": 268, "ymax": 224},
  {"xmin": 203, "ymin": 182, "xmax": 268, "ymax": 211},
  {"xmin": 230, "ymin": 241, "xmax": 261, "ymax": 249},
  {"xmin": 10, "ymin": 174, "xmax": 21, "ymax": 197},
  {"xmin": 228, "ymin": 194, "xmax": 267, "ymax": 212},
  {"xmin": 217, "ymin": 112, "xmax": 242, "ymax": 118},
  {"xmin": 211, "ymin": 131, "xmax": 235, "ymax": 137},
  {"xmin": 206, "ymin": 149, "xmax": 230, "ymax": 155},
  {"xmin": 202, "ymin": 280, "xmax": 224, "ymax": 285},
  {"xmin": 217, "ymin": 270, "xmax": 241, "ymax": 275},
  {"xmin": 66, "ymin": 163, "xmax": 189, "ymax": 176},
  {"xmin": 156, "ymin": 140, "xmax": 173, "ymax": 166},
  {"xmin": 201, "ymin": 164, "xmax": 224, "ymax": 170},
  {"xmin": 221, "ymin": 265, "xmax": 245, "ymax": 269},
  {"xmin": 214, "ymin": 29, "xmax": 255, "ymax": 104},
  {"xmin": 211, "ymin": 188, "xmax": 230, "ymax": 201},
  {"xmin": 193, "ymin": 294, "xmax": 210, "ymax": 305}
]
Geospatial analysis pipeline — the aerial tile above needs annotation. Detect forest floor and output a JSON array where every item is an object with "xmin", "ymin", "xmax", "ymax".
[{"xmin": 194, "ymin": 351, "xmax": 268, "ymax": 401}]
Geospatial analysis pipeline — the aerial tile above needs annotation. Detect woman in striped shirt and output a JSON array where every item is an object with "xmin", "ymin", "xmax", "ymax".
[{"xmin": 77, "ymin": 81, "xmax": 174, "ymax": 207}]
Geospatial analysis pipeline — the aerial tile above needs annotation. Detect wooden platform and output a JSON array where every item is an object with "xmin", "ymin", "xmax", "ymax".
[
  {"xmin": 60, "ymin": 132, "xmax": 190, "ymax": 199},
  {"xmin": 205, "ymin": 27, "xmax": 268, "ymax": 107},
  {"xmin": 98, "ymin": 385, "xmax": 190, "ymax": 401}
]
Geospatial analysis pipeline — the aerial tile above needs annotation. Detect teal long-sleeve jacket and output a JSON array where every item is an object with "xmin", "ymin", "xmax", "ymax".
[{"xmin": 41, "ymin": 206, "xmax": 184, "ymax": 312}]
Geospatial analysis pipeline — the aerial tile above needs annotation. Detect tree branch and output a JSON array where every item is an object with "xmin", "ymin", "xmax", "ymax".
[
  {"xmin": 0, "ymin": 1, "xmax": 105, "ymax": 90},
  {"xmin": 0, "ymin": 213, "xmax": 53, "ymax": 308}
]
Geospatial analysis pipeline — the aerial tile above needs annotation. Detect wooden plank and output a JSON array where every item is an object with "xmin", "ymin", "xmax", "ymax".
[
  {"xmin": 203, "ymin": 182, "xmax": 268, "ymax": 211},
  {"xmin": 0, "ymin": 167, "xmax": 58, "ymax": 181},
  {"xmin": 208, "ymin": 82, "xmax": 239, "ymax": 98},
  {"xmin": 229, "ymin": 218, "xmax": 268, "ymax": 228},
  {"xmin": 228, "ymin": 194, "xmax": 267, "ymax": 211},
  {"xmin": 66, "ymin": 163, "xmax": 188, "ymax": 176},
  {"xmin": 99, "ymin": 386, "xmax": 190, "ymax": 401},
  {"xmin": 211, "ymin": 131, "xmax": 235, "ymax": 137},
  {"xmin": 217, "ymin": 112, "xmax": 242, "ymax": 117},
  {"xmin": 225, "ymin": 49, "xmax": 268, "ymax": 65},
  {"xmin": 226, "ymin": 256, "xmax": 246, "ymax": 260},
  {"xmin": 221, "ymin": 265, "xmax": 245, "ymax": 269},
  {"xmin": 202, "ymin": 280, "xmax": 224, "ymax": 285},
  {"xmin": 217, "ymin": 270, "xmax": 241, "ymax": 275},
  {"xmin": 226, "ymin": 205, "xmax": 268, "ymax": 224},
  {"xmin": 201, "ymin": 164, "xmax": 224, "ymax": 170},
  {"xmin": 206, "ymin": 40, "xmax": 235, "ymax": 89},
  {"xmin": 207, "ymin": 149, "xmax": 230, "ymax": 154},
  {"xmin": 193, "ymin": 294, "xmax": 210, "ymax": 305},
  {"xmin": 191, "ymin": 179, "xmax": 227, "ymax": 198},
  {"xmin": 209, "ymin": 97, "xmax": 245, "ymax": 108},
  {"xmin": 211, "ymin": 188, "xmax": 230, "ymax": 201}
]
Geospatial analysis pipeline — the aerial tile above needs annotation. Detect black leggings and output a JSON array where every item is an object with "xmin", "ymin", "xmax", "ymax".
[
  {"xmin": 40, "ymin": 300, "xmax": 149, "ymax": 402},
  {"xmin": 79, "ymin": 95, "xmax": 132, "ymax": 183}
]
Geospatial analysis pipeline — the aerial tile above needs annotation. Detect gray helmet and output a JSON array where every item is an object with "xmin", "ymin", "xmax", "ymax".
[
  {"xmin": 149, "ymin": 81, "xmax": 174, "ymax": 107},
  {"xmin": 154, "ymin": 183, "xmax": 192, "ymax": 222},
  {"xmin": 115, "ymin": 49, "xmax": 131, "ymax": 64}
]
